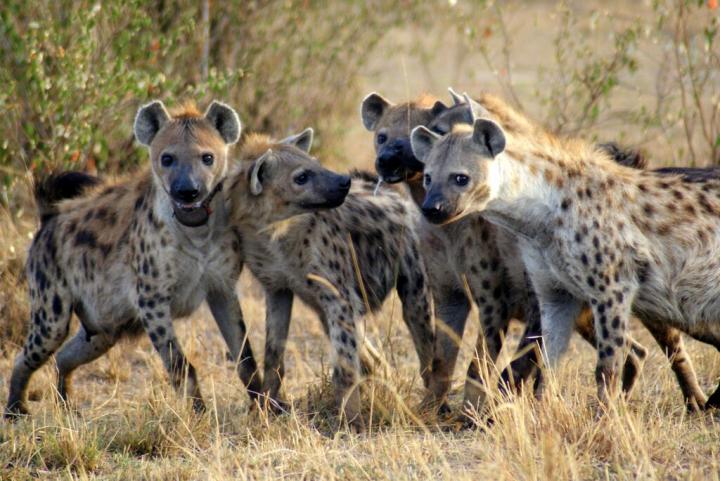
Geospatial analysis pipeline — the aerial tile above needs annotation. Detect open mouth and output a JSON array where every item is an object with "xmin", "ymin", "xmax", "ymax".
[
  {"xmin": 171, "ymin": 198, "xmax": 210, "ymax": 227},
  {"xmin": 377, "ymin": 167, "xmax": 403, "ymax": 184}
]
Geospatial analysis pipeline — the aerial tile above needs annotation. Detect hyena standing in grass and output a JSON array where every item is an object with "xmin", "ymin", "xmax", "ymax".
[
  {"xmin": 410, "ymin": 109, "xmax": 718, "ymax": 407},
  {"xmin": 361, "ymin": 91, "xmax": 655, "ymax": 414},
  {"xmin": 5, "ymin": 100, "xmax": 261, "ymax": 418},
  {"xmin": 430, "ymin": 92, "xmax": 708, "ymax": 410},
  {"xmin": 223, "ymin": 129, "xmax": 448, "ymax": 428}
]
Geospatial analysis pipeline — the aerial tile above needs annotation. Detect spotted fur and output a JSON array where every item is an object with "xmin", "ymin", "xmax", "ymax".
[
  {"xmin": 225, "ymin": 133, "xmax": 446, "ymax": 428},
  {"xmin": 5, "ymin": 100, "xmax": 261, "ymax": 419},
  {"xmin": 412, "ymin": 107, "xmax": 712, "ymax": 408}
]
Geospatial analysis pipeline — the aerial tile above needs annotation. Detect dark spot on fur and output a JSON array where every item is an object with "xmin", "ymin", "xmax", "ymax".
[{"xmin": 52, "ymin": 294, "xmax": 62, "ymax": 315}]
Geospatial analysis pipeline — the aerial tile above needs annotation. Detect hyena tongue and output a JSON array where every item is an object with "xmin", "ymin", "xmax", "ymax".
[{"xmin": 172, "ymin": 205, "xmax": 210, "ymax": 227}]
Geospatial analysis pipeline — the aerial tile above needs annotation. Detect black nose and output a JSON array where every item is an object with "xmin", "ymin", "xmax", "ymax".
[
  {"xmin": 421, "ymin": 198, "xmax": 449, "ymax": 224},
  {"xmin": 171, "ymin": 181, "xmax": 201, "ymax": 203}
]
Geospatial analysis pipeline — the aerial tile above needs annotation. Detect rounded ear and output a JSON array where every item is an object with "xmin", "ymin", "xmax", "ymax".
[
  {"xmin": 430, "ymin": 100, "xmax": 448, "ymax": 116},
  {"xmin": 134, "ymin": 100, "xmax": 170, "ymax": 146},
  {"xmin": 472, "ymin": 119, "xmax": 506, "ymax": 158},
  {"xmin": 280, "ymin": 127, "xmax": 314, "ymax": 154},
  {"xmin": 448, "ymin": 87, "xmax": 464, "ymax": 106},
  {"xmin": 204, "ymin": 101, "xmax": 242, "ymax": 145},
  {"xmin": 361, "ymin": 92, "xmax": 391, "ymax": 131},
  {"xmin": 250, "ymin": 150, "xmax": 273, "ymax": 196},
  {"xmin": 410, "ymin": 126, "xmax": 441, "ymax": 163}
]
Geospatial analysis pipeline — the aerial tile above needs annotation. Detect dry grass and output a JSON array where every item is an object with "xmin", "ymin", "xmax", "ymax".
[{"xmin": 2, "ymin": 206, "xmax": 720, "ymax": 480}]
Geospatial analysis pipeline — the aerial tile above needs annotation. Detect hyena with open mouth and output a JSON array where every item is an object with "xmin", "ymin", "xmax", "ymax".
[{"xmin": 5, "ymin": 100, "xmax": 261, "ymax": 418}]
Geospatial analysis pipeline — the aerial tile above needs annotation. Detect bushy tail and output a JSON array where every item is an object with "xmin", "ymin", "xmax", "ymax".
[
  {"xmin": 597, "ymin": 142, "xmax": 647, "ymax": 169},
  {"xmin": 34, "ymin": 171, "xmax": 101, "ymax": 224}
]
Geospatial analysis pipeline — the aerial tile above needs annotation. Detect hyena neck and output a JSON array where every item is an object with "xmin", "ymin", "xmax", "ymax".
[
  {"xmin": 406, "ymin": 175, "xmax": 426, "ymax": 208},
  {"xmin": 481, "ymin": 151, "xmax": 566, "ymax": 243}
]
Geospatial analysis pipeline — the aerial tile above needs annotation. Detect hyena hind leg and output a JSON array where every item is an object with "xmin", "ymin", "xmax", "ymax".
[
  {"xmin": 5, "ymin": 292, "xmax": 73, "ymax": 419},
  {"xmin": 55, "ymin": 327, "xmax": 116, "ymax": 405}
]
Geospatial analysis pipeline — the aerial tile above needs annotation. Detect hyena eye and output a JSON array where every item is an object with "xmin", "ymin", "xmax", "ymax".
[
  {"xmin": 294, "ymin": 171, "xmax": 310, "ymax": 185},
  {"xmin": 454, "ymin": 174, "xmax": 469, "ymax": 186},
  {"xmin": 376, "ymin": 133, "xmax": 388, "ymax": 145},
  {"xmin": 202, "ymin": 153, "xmax": 214, "ymax": 166},
  {"xmin": 423, "ymin": 173, "xmax": 431, "ymax": 186},
  {"xmin": 160, "ymin": 154, "xmax": 174, "ymax": 167}
]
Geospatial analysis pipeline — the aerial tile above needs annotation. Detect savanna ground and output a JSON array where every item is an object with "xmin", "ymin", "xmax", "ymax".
[{"xmin": 2, "ymin": 1, "xmax": 720, "ymax": 479}]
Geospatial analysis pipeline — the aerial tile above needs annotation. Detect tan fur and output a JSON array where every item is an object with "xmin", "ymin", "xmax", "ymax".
[
  {"xmin": 224, "ymin": 134, "xmax": 446, "ymax": 428},
  {"xmin": 5, "ymin": 100, "xmax": 261, "ymax": 419},
  {"xmin": 415, "ymin": 101, "xmax": 710, "ymax": 409}
]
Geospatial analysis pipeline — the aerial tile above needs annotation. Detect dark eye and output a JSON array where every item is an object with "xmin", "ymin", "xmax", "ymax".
[
  {"xmin": 424, "ymin": 173, "xmax": 431, "ymax": 186},
  {"xmin": 430, "ymin": 126, "xmax": 446, "ymax": 135},
  {"xmin": 160, "ymin": 154, "xmax": 174, "ymax": 167},
  {"xmin": 294, "ymin": 171, "xmax": 309, "ymax": 185},
  {"xmin": 202, "ymin": 153, "xmax": 214, "ymax": 166},
  {"xmin": 376, "ymin": 133, "xmax": 387, "ymax": 145},
  {"xmin": 454, "ymin": 174, "xmax": 469, "ymax": 186}
]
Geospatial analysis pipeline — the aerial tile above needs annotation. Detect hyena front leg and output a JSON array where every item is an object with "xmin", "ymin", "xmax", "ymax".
[
  {"xmin": 574, "ymin": 310, "xmax": 648, "ymax": 398},
  {"xmin": 138, "ymin": 287, "xmax": 204, "ymax": 412},
  {"xmin": 499, "ymin": 283, "xmax": 544, "ymax": 398},
  {"xmin": 323, "ymin": 300, "xmax": 363, "ymax": 430},
  {"xmin": 397, "ymin": 259, "xmax": 445, "ymax": 404},
  {"xmin": 431, "ymin": 288, "xmax": 471, "ymax": 406},
  {"xmin": 258, "ymin": 288, "xmax": 294, "ymax": 411},
  {"xmin": 463, "ymin": 274, "xmax": 511, "ymax": 412},
  {"xmin": 589, "ymin": 289, "xmax": 634, "ymax": 406},
  {"xmin": 206, "ymin": 287, "xmax": 262, "ymax": 402},
  {"xmin": 55, "ymin": 327, "xmax": 116, "ymax": 404}
]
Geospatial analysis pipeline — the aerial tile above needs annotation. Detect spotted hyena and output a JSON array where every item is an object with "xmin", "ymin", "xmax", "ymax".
[
  {"xmin": 5, "ymin": 100, "xmax": 261, "ymax": 418},
  {"xmin": 224, "ymin": 129, "xmax": 446, "ymax": 428},
  {"xmin": 431, "ymin": 91, "xmax": 708, "ymax": 410},
  {"xmin": 361, "ymin": 91, "xmax": 660, "ymax": 413},
  {"xmin": 410, "ymin": 107, "xmax": 714, "ymax": 407}
]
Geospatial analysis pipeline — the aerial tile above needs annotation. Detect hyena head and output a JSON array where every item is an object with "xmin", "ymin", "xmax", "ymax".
[
  {"xmin": 361, "ymin": 92, "xmax": 450, "ymax": 183},
  {"xmin": 241, "ymin": 128, "xmax": 352, "ymax": 224},
  {"xmin": 134, "ymin": 100, "xmax": 241, "ymax": 227},
  {"xmin": 410, "ymin": 118, "xmax": 506, "ymax": 224}
]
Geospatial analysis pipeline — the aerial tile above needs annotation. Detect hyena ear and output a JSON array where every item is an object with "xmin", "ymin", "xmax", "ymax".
[
  {"xmin": 204, "ymin": 101, "xmax": 242, "ymax": 145},
  {"xmin": 361, "ymin": 92, "xmax": 391, "ymax": 131},
  {"xmin": 410, "ymin": 126, "xmax": 441, "ymax": 163},
  {"xmin": 430, "ymin": 100, "xmax": 449, "ymax": 116},
  {"xmin": 472, "ymin": 119, "xmax": 506, "ymax": 158},
  {"xmin": 134, "ymin": 100, "xmax": 170, "ymax": 146},
  {"xmin": 448, "ymin": 87, "xmax": 464, "ymax": 106},
  {"xmin": 250, "ymin": 150, "xmax": 273, "ymax": 196},
  {"xmin": 280, "ymin": 128, "xmax": 314, "ymax": 154},
  {"xmin": 462, "ymin": 92, "xmax": 490, "ymax": 121}
]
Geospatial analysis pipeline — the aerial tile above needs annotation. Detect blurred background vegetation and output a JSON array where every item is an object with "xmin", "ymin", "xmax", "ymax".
[
  {"xmin": 1, "ymin": 1, "xmax": 718, "ymax": 194},
  {"xmin": 0, "ymin": 0, "xmax": 718, "ymax": 345}
]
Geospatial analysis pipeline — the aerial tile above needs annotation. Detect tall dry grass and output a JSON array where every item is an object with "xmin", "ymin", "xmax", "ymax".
[{"xmin": 2, "ymin": 272, "xmax": 720, "ymax": 479}]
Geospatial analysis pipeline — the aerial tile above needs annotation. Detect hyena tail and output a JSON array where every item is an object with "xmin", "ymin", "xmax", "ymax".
[
  {"xmin": 597, "ymin": 142, "xmax": 647, "ymax": 169},
  {"xmin": 34, "ymin": 171, "xmax": 101, "ymax": 224}
]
